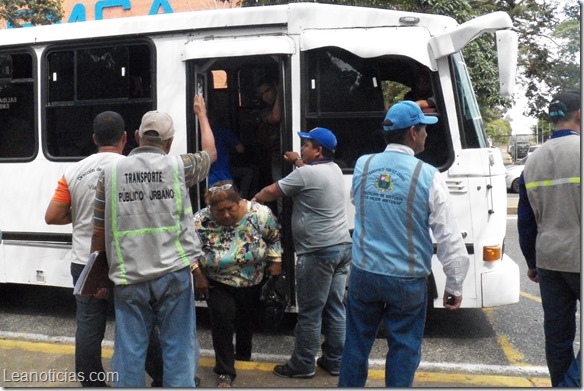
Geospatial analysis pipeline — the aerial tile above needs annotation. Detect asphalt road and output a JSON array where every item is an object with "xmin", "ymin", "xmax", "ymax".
[{"xmin": 0, "ymin": 205, "xmax": 579, "ymax": 386}]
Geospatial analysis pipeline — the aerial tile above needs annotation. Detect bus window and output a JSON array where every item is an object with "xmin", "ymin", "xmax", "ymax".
[
  {"xmin": 307, "ymin": 47, "xmax": 385, "ymax": 114},
  {"xmin": 212, "ymin": 70, "xmax": 228, "ymax": 89},
  {"xmin": 0, "ymin": 52, "xmax": 36, "ymax": 160},
  {"xmin": 45, "ymin": 41, "xmax": 154, "ymax": 159},
  {"xmin": 304, "ymin": 47, "xmax": 453, "ymax": 171},
  {"xmin": 78, "ymin": 47, "xmax": 128, "ymax": 100}
]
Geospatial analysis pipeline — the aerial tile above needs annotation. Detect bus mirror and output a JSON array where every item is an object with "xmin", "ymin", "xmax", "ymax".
[
  {"xmin": 430, "ymin": 11, "xmax": 514, "ymax": 59},
  {"xmin": 496, "ymin": 30, "xmax": 518, "ymax": 97}
]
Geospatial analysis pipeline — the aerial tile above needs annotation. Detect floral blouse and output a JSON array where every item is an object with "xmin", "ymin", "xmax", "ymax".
[{"xmin": 193, "ymin": 200, "xmax": 282, "ymax": 287}]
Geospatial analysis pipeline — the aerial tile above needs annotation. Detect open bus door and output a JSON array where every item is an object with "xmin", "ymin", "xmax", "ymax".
[
  {"xmin": 187, "ymin": 72, "xmax": 209, "ymax": 214},
  {"xmin": 184, "ymin": 40, "xmax": 297, "ymax": 308}
]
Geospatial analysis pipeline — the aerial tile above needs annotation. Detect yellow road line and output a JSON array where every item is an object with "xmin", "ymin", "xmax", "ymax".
[
  {"xmin": 0, "ymin": 339, "xmax": 551, "ymax": 387},
  {"xmin": 414, "ymin": 371, "xmax": 548, "ymax": 387},
  {"xmin": 483, "ymin": 308, "xmax": 530, "ymax": 367},
  {"xmin": 0, "ymin": 339, "xmax": 113, "ymax": 359},
  {"xmin": 229, "ymin": 359, "xmax": 550, "ymax": 387},
  {"xmin": 497, "ymin": 335, "xmax": 530, "ymax": 366},
  {"xmin": 520, "ymin": 291, "xmax": 542, "ymax": 303}
]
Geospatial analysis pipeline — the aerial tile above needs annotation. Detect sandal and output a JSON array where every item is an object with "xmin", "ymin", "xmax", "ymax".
[{"xmin": 217, "ymin": 374, "xmax": 233, "ymax": 388}]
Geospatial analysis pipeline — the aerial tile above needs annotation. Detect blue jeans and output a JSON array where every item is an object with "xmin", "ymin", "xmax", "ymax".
[
  {"xmin": 558, "ymin": 349, "xmax": 580, "ymax": 387},
  {"xmin": 112, "ymin": 267, "xmax": 197, "ymax": 387},
  {"xmin": 287, "ymin": 244, "xmax": 351, "ymax": 373},
  {"xmin": 72, "ymin": 264, "xmax": 164, "ymax": 387},
  {"xmin": 538, "ymin": 268, "xmax": 580, "ymax": 387},
  {"xmin": 338, "ymin": 265, "xmax": 427, "ymax": 387}
]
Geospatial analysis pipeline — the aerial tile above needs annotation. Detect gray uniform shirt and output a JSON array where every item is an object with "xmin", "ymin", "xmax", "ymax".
[
  {"xmin": 277, "ymin": 160, "xmax": 351, "ymax": 255},
  {"xmin": 523, "ymin": 134, "xmax": 581, "ymax": 273}
]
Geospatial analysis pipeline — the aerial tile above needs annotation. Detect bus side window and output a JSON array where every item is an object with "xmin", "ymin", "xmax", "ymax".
[
  {"xmin": 0, "ymin": 52, "xmax": 36, "ymax": 159},
  {"xmin": 45, "ymin": 42, "xmax": 153, "ymax": 159}
]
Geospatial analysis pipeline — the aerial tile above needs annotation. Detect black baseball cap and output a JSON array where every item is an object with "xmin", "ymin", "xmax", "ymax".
[{"xmin": 549, "ymin": 90, "xmax": 580, "ymax": 119}]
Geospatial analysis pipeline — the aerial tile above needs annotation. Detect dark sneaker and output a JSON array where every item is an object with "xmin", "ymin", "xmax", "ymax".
[
  {"xmin": 317, "ymin": 357, "xmax": 340, "ymax": 376},
  {"xmin": 273, "ymin": 364, "xmax": 315, "ymax": 379}
]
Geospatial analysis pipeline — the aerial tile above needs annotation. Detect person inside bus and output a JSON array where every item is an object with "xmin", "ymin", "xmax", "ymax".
[
  {"xmin": 44, "ymin": 111, "xmax": 164, "ymax": 387},
  {"xmin": 404, "ymin": 68, "xmax": 436, "ymax": 113},
  {"xmin": 208, "ymin": 109, "xmax": 246, "ymax": 187},
  {"xmin": 192, "ymin": 180, "xmax": 282, "ymax": 388},
  {"xmin": 256, "ymin": 80, "xmax": 282, "ymax": 179},
  {"xmin": 254, "ymin": 79, "xmax": 283, "ymax": 216}
]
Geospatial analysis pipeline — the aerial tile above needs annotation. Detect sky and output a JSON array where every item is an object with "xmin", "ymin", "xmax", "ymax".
[{"xmin": 507, "ymin": 91, "xmax": 538, "ymax": 135}]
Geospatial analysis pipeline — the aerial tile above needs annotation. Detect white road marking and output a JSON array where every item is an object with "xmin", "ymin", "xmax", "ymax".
[{"xmin": 0, "ymin": 331, "xmax": 549, "ymax": 378}]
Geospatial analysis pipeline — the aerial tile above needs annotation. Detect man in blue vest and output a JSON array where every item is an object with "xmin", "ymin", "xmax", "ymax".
[
  {"xmin": 338, "ymin": 101, "xmax": 469, "ymax": 387},
  {"xmin": 90, "ymin": 96, "xmax": 216, "ymax": 387},
  {"xmin": 517, "ymin": 90, "xmax": 580, "ymax": 387}
]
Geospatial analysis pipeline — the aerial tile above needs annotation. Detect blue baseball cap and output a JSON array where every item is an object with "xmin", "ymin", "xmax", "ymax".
[
  {"xmin": 383, "ymin": 101, "xmax": 438, "ymax": 131},
  {"xmin": 297, "ymin": 127, "xmax": 337, "ymax": 152}
]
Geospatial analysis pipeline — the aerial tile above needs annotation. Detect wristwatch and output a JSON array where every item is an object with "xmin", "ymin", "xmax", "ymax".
[{"xmin": 292, "ymin": 156, "xmax": 302, "ymax": 165}]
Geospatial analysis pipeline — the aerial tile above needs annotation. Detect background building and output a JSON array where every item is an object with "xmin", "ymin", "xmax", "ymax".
[{"xmin": 0, "ymin": 0, "xmax": 238, "ymax": 29}]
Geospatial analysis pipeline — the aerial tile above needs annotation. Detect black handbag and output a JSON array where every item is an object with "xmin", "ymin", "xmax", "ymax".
[{"xmin": 259, "ymin": 274, "xmax": 289, "ymax": 331}]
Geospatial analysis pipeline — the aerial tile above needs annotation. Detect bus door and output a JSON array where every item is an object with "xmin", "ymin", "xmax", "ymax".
[
  {"xmin": 186, "ymin": 70, "xmax": 209, "ymax": 214},
  {"xmin": 183, "ymin": 36, "xmax": 298, "ymax": 304}
]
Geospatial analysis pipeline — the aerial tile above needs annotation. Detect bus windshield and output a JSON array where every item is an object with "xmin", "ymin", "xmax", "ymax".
[{"xmin": 451, "ymin": 52, "xmax": 489, "ymax": 149}]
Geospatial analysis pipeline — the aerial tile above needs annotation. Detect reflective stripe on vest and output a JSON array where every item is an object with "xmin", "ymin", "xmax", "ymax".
[
  {"xmin": 357, "ymin": 155, "xmax": 425, "ymax": 276},
  {"xmin": 357, "ymin": 154, "xmax": 374, "ymax": 269},
  {"xmin": 525, "ymin": 176, "xmax": 580, "ymax": 189},
  {"xmin": 110, "ymin": 157, "xmax": 190, "ymax": 284},
  {"xmin": 407, "ymin": 160, "xmax": 424, "ymax": 274}
]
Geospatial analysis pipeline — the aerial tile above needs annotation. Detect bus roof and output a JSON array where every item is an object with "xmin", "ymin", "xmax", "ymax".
[{"xmin": 0, "ymin": 3, "xmax": 458, "ymax": 47}]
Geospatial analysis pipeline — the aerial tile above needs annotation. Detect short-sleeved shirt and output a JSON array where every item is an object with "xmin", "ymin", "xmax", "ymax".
[
  {"xmin": 276, "ymin": 161, "xmax": 351, "ymax": 255},
  {"xmin": 50, "ymin": 152, "xmax": 124, "ymax": 265}
]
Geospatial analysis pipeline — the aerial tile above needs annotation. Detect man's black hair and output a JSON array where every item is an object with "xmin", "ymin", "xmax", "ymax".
[
  {"xmin": 382, "ymin": 124, "xmax": 424, "ymax": 145},
  {"xmin": 93, "ymin": 111, "xmax": 126, "ymax": 146}
]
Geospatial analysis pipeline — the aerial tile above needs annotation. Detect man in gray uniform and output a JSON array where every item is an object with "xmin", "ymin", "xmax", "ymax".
[
  {"xmin": 518, "ymin": 90, "xmax": 581, "ymax": 387},
  {"xmin": 253, "ymin": 127, "xmax": 352, "ymax": 379}
]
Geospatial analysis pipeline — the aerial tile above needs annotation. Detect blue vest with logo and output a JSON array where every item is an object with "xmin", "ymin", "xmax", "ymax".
[{"xmin": 352, "ymin": 150, "xmax": 436, "ymax": 277}]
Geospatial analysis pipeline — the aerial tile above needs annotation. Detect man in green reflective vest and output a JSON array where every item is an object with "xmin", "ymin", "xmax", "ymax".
[{"xmin": 90, "ymin": 96, "xmax": 216, "ymax": 387}]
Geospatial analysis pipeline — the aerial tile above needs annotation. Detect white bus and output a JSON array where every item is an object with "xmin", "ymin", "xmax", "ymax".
[{"xmin": 0, "ymin": 3, "xmax": 520, "ymax": 309}]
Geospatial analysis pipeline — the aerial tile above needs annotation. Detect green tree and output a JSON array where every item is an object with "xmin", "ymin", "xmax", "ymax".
[
  {"xmin": 485, "ymin": 118, "xmax": 512, "ymax": 146},
  {"xmin": 0, "ymin": 0, "xmax": 63, "ymax": 27},
  {"xmin": 515, "ymin": 1, "xmax": 580, "ymax": 121},
  {"xmin": 237, "ymin": 0, "xmax": 579, "ymax": 129}
]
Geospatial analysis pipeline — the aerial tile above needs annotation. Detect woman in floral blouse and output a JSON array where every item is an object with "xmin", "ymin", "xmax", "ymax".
[{"xmin": 192, "ymin": 180, "xmax": 282, "ymax": 387}]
